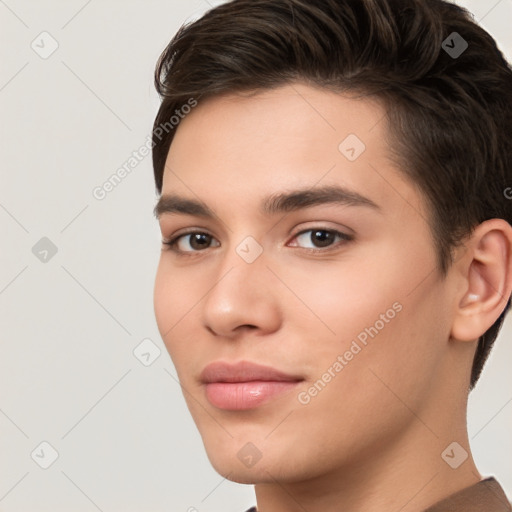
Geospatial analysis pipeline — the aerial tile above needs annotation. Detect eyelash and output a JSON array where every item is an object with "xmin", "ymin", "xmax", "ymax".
[{"xmin": 161, "ymin": 227, "xmax": 353, "ymax": 256}]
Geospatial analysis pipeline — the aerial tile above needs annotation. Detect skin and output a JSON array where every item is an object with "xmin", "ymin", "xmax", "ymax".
[{"xmin": 153, "ymin": 82, "xmax": 512, "ymax": 512}]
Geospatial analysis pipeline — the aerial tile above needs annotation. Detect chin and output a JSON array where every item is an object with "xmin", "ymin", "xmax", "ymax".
[
  {"xmin": 224, "ymin": 469, "xmax": 267, "ymax": 485},
  {"xmin": 204, "ymin": 441, "xmax": 307, "ymax": 485},
  {"xmin": 204, "ymin": 452, "xmax": 263, "ymax": 483}
]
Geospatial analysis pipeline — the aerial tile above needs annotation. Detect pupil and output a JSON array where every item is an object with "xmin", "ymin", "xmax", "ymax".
[
  {"xmin": 313, "ymin": 230, "xmax": 333, "ymax": 247},
  {"xmin": 192, "ymin": 233, "xmax": 210, "ymax": 249}
]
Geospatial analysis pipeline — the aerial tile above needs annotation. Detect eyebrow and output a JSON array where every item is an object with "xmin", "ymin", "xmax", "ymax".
[{"xmin": 153, "ymin": 184, "xmax": 380, "ymax": 219}]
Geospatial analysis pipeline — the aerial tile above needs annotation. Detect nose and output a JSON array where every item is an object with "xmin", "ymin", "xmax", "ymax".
[{"xmin": 201, "ymin": 245, "xmax": 282, "ymax": 339}]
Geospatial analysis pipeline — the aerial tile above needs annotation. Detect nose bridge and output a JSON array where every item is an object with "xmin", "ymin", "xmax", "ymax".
[
  {"xmin": 208, "ymin": 233, "xmax": 268, "ymax": 303},
  {"xmin": 201, "ymin": 233, "xmax": 281, "ymax": 336}
]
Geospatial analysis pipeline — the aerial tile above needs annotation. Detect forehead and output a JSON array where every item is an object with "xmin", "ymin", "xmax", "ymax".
[
  {"xmin": 161, "ymin": 82, "xmax": 428, "ymax": 223},
  {"xmin": 168, "ymin": 83, "xmax": 388, "ymax": 162}
]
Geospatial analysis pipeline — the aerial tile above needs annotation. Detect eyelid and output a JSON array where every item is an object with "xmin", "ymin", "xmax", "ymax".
[
  {"xmin": 288, "ymin": 227, "xmax": 353, "ymax": 251},
  {"xmin": 161, "ymin": 229, "xmax": 218, "ymax": 254}
]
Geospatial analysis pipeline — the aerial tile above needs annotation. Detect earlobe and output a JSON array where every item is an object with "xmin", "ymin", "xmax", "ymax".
[{"xmin": 450, "ymin": 219, "xmax": 512, "ymax": 343}]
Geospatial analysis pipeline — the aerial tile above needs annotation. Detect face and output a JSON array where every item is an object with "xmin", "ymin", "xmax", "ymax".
[{"xmin": 153, "ymin": 83, "xmax": 456, "ymax": 483}]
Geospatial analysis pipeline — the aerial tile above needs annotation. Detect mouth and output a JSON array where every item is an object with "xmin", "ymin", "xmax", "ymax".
[{"xmin": 200, "ymin": 360, "xmax": 304, "ymax": 410}]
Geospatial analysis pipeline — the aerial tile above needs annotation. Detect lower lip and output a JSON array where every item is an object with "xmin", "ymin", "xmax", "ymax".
[{"xmin": 204, "ymin": 381, "xmax": 301, "ymax": 410}]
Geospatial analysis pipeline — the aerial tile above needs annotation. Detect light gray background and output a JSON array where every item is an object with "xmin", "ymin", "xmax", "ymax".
[{"xmin": 0, "ymin": 1, "xmax": 511, "ymax": 511}]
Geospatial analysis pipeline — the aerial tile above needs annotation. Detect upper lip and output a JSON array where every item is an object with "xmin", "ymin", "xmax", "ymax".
[{"xmin": 200, "ymin": 360, "xmax": 304, "ymax": 383}]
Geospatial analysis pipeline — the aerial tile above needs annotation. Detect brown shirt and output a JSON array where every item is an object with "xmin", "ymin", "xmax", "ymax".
[
  {"xmin": 425, "ymin": 477, "xmax": 512, "ymax": 512},
  {"xmin": 244, "ymin": 477, "xmax": 512, "ymax": 511}
]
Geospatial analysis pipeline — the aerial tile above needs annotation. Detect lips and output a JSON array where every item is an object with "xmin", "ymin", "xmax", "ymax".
[
  {"xmin": 200, "ymin": 360, "xmax": 304, "ymax": 410},
  {"xmin": 200, "ymin": 360, "xmax": 303, "ymax": 383}
]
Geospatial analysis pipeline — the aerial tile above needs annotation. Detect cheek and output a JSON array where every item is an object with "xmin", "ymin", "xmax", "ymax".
[
  {"xmin": 153, "ymin": 259, "xmax": 214, "ymax": 381},
  {"xmin": 153, "ymin": 262, "xmax": 171, "ymax": 337},
  {"xmin": 315, "ymin": 275, "xmax": 450, "ymax": 428},
  {"xmin": 153, "ymin": 260, "xmax": 192, "ymax": 353},
  {"xmin": 286, "ymin": 298, "xmax": 444, "ymax": 464},
  {"xmin": 282, "ymin": 241, "xmax": 443, "ymax": 386},
  {"xmin": 274, "ymin": 254, "xmax": 402, "ymax": 343}
]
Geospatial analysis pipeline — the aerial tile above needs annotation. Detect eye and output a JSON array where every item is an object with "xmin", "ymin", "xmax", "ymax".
[
  {"xmin": 289, "ymin": 228, "xmax": 352, "ymax": 251},
  {"xmin": 162, "ymin": 227, "xmax": 353, "ymax": 255},
  {"xmin": 162, "ymin": 231, "xmax": 220, "ymax": 253}
]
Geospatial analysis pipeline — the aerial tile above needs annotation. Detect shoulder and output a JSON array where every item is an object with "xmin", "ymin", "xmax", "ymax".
[{"xmin": 425, "ymin": 477, "xmax": 512, "ymax": 512}]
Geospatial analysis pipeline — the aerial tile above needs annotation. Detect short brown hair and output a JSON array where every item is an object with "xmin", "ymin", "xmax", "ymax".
[{"xmin": 152, "ymin": 0, "xmax": 512, "ymax": 389}]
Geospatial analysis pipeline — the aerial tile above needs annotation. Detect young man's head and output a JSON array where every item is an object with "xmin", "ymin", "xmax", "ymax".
[{"xmin": 151, "ymin": 0, "xmax": 512, "ymax": 505}]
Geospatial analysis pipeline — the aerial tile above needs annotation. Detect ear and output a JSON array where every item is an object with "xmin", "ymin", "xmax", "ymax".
[{"xmin": 451, "ymin": 219, "xmax": 512, "ymax": 342}]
